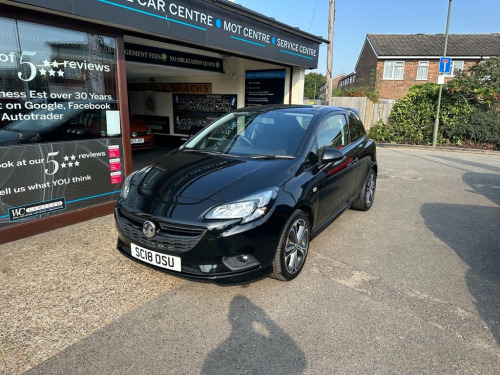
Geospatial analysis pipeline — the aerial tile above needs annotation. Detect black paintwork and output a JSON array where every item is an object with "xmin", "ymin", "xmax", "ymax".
[{"xmin": 115, "ymin": 105, "xmax": 377, "ymax": 283}]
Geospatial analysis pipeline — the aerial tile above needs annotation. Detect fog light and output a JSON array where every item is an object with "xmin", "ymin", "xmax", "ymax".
[{"xmin": 222, "ymin": 254, "xmax": 259, "ymax": 271}]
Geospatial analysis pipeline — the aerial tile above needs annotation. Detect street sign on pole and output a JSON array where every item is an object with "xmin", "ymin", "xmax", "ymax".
[
  {"xmin": 439, "ymin": 57, "xmax": 452, "ymax": 74},
  {"xmin": 433, "ymin": 0, "xmax": 453, "ymax": 147}
]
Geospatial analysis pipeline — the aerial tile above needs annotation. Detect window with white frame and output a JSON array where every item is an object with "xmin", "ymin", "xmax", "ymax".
[
  {"xmin": 383, "ymin": 61, "xmax": 405, "ymax": 79},
  {"xmin": 447, "ymin": 60, "xmax": 464, "ymax": 76},
  {"xmin": 416, "ymin": 61, "xmax": 429, "ymax": 80}
]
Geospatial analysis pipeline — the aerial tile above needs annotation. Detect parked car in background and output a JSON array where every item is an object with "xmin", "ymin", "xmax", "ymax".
[
  {"xmin": 0, "ymin": 106, "xmax": 86, "ymax": 146},
  {"xmin": 130, "ymin": 117, "xmax": 154, "ymax": 151},
  {"xmin": 0, "ymin": 101, "xmax": 122, "ymax": 146},
  {"xmin": 114, "ymin": 105, "xmax": 377, "ymax": 283}
]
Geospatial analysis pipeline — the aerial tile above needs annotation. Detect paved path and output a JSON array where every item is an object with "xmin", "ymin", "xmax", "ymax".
[{"xmin": 1, "ymin": 146, "xmax": 499, "ymax": 374}]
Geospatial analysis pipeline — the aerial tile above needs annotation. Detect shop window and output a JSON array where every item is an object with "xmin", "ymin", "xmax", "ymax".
[
  {"xmin": 0, "ymin": 18, "xmax": 122, "ymax": 229},
  {"xmin": 0, "ymin": 18, "xmax": 118, "ymax": 144}
]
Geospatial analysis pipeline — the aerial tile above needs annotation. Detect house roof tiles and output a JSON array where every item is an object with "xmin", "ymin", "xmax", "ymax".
[{"xmin": 367, "ymin": 34, "xmax": 500, "ymax": 57}]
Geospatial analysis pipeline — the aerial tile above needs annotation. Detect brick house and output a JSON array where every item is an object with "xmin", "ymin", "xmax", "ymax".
[
  {"xmin": 317, "ymin": 73, "xmax": 346, "ymax": 101},
  {"xmin": 339, "ymin": 34, "xmax": 500, "ymax": 101}
]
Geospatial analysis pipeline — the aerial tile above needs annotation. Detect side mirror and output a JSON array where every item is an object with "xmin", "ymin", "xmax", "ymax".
[{"xmin": 321, "ymin": 148, "xmax": 344, "ymax": 163}]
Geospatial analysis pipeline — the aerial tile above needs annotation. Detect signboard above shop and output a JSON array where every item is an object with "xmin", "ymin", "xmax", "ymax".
[
  {"xmin": 8, "ymin": 0, "xmax": 325, "ymax": 69},
  {"xmin": 124, "ymin": 43, "xmax": 223, "ymax": 73}
]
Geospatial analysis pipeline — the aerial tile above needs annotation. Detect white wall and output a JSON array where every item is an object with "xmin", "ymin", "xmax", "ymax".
[{"xmin": 128, "ymin": 55, "xmax": 306, "ymax": 135}]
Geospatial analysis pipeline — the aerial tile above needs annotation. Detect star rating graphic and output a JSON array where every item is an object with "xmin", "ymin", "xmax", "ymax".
[
  {"xmin": 61, "ymin": 155, "xmax": 80, "ymax": 169},
  {"xmin": 38, "ymin": 59, "xmax": 65, "ymax": 78}
]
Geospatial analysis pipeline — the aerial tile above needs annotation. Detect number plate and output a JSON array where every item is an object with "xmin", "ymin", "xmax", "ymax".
[
  {"xmin": 131, "ymin": 138, "xmax": 145, "ymax": 144},
  {"xmin": 130, "ymin": 243, "xmax": 181, "ymax": 272}
]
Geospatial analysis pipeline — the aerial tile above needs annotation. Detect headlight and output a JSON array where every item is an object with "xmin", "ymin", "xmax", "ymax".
[
  {"xmin": 120, "ymin": 166, "xmax": 151, "ymax": 199},
  {"xmin": 205, "ymin": 188, "xmax": 278, "ymax": 223},
  {"xmin": 120, "ymin": 172, "xmax": 136, "ymax": 199}
]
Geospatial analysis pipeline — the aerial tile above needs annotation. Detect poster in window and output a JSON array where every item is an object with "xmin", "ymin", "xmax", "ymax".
[
  {"xmin": 0, "ymin": 18, "xmax": 122, "ymax": 227},
  {"xmin": 172, "ymin": 94, "xmax": 237, "ymax": 135},
  {"xmin": 245, "ymin": 70, "xmax": 286, "ymax": 107}
]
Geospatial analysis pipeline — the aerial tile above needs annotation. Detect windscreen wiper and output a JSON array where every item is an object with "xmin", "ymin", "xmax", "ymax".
[
  {"xmin": 182, "ymin": 149, "xmax": 242, "ymax": 158},
  {"xmin": 250, "ymin": 154, "xmax": 295, "ymax": 160}
]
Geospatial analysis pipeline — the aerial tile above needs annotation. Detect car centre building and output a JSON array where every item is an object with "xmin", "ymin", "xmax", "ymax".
[{"xmin": 0, "ymin": 0, "xmax": 327, "ymax": 243}]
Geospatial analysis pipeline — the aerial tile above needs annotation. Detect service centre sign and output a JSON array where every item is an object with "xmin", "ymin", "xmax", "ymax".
[{"xmin": 9, "ymin": 0, "xmax": 322, "ymax": 69}]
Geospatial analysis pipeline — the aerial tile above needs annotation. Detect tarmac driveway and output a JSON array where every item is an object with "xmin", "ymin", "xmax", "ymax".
[{"xmin": 1, "ymin": 146, "xmax": 499, "ymax": 374}]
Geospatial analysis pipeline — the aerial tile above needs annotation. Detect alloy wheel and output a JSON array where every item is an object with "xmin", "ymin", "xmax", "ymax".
[{"xmin": 284, "ymin": 218, "xmax": 309, "ymax": 274}]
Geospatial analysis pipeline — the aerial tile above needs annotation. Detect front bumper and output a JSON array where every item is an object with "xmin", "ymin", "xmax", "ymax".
[
  {"xmin": 131, "ymin": 135, "xmax": 154, "ymax": 150},
  {"xmin": 114, "ymin": 207, "xmax": 285, "ymax": 283}
]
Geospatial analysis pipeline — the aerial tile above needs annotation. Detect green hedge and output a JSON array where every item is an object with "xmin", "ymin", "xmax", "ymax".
[{"xmin": 369, "ymin": 83, "xmax": 499, "ymax": 147}]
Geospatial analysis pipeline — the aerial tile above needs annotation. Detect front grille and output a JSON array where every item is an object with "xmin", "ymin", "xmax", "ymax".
[{"xmin": 117, "ymin": 209, "xmax": 206, "ymax": 252}]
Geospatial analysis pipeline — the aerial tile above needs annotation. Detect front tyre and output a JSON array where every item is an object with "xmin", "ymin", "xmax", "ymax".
[
  {"xmin": 351, "ymin": 168, "xmax": 376, "ymax": 211},
  {"xmin": 271, "ymin": 210, "xmax": 310, "ymax": 281}
]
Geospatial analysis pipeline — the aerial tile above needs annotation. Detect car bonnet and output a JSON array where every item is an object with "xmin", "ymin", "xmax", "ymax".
[{"xmin": 135, "ymin": 149, "xmax": 293, "ymax": 204}]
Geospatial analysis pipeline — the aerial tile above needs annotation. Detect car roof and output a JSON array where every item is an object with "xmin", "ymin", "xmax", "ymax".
[{"xmin": 233, "ymin": 104, "xmax": 354, "ymax": 117}]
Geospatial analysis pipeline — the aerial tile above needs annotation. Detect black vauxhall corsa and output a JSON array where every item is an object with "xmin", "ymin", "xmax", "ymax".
[{"xmin": 115, "ymin": 105, "xmax": 377, "ymax": 283}]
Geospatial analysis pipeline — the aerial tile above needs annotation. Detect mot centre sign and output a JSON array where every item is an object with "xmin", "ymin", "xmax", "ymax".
[{"xmin": 9, "ymin": 0, "xmax": 322, "ymax": 69}]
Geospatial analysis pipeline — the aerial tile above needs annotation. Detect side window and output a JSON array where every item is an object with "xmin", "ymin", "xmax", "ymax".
[
  {"xmin": 349, "ymin": 114, "xmax": 366, "ymax": 142},
  {"xmin": 317, "ymin": 114, "xmax": 348, "ymax": 157}
]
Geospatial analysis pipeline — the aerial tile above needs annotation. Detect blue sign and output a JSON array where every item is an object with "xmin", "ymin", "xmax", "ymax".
[{"xmin": 439, "ymin": 57, "xmax": 452, "ymax": 73}]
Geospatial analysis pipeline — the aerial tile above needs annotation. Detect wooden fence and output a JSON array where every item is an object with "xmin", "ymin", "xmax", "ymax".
[{"xmin": 307, "ymin": 98, "xmax": 394, "ymax": 131}]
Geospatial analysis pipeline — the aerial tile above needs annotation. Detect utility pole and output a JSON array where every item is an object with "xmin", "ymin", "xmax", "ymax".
[
  {"xmin": 432, "ymin": 0, "xmax": 453, "ymax": 147},
  {"xmin": 325, "ymin": 0, "xmax": 335, "ymax": 105}
]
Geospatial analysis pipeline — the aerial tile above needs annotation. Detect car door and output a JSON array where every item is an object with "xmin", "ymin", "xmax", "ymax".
[
  {"xmin": 347, "ymin": 113, "xmax": 372, "ymax": 191},
  {"xmin": 315, "ymin": 112, "xmax": 360, "ymax": 226}
]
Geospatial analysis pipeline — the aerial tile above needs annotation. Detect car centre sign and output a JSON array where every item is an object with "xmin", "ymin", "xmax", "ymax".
[{"xmin": 8, "ymin": 0, "xmax": 321, "ymax": 69}]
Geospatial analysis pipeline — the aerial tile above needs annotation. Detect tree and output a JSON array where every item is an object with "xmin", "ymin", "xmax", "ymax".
[
  {"xmin": 446, "ymin": 56, "xmax": 500, "ymax": 110},
  {"xmin": 304, "ymin": 72, "xmax": 326, "ymax": 99},
  {"xmin": 369, "ymin": 57, "xmax": 500, "ymax": 148},
  {"xmin": 444, "ymin": 56, "xmax": 500, "ymax": 146}
]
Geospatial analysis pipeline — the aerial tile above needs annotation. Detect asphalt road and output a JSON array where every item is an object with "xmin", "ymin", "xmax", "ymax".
[{"xmin": 1, "ymin": 146, "xmax": 499, "ymax": 374}]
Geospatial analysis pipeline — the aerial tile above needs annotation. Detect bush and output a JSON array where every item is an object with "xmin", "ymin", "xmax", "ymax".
[
  {"xmin": 369, "ymin": 58, "xmax": 500, "ymax": 148},
  {"xmin": 334, "ymin": 86, "xmax": 379, "ymax": 103},
  {"xmin": 369, "ymin": 83, "xmax": 472, "ymax": 145},
  {"xmin": 450, "ymin": 109, "xmax": 500, "ymax": 147}
]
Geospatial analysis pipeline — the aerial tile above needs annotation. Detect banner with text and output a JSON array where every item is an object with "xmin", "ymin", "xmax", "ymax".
[
  {"xmin": 0, "ymin": 139, "xmax": 123, "ymax": 227},
  {"xmin": 9, "ymin": 0, "xmax": 321, "ymax": 68}
]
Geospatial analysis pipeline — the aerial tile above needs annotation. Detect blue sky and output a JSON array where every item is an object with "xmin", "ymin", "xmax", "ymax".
[{"xmin": 235, "ymin": 0, "xmax": 500, "ymax": 76}]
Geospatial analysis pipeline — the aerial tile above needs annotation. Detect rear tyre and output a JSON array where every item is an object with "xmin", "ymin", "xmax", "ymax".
[
  {"xmin": 351, "ymin": 168, "xmax": 376, "ymax": 211},
  {"xmin": 270, "ymin": 210, "xmax": 310, "ymax": 281}
]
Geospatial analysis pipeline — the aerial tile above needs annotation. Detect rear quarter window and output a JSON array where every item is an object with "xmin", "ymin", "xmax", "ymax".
[{"xmin": 349, "ymin": 115, "xmax": 366, "ymax": 142}]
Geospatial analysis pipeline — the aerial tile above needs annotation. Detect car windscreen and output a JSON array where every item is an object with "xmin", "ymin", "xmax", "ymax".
[{"xmin": 183, "ymin": 111, "xmax": 314, "ymax": 157}]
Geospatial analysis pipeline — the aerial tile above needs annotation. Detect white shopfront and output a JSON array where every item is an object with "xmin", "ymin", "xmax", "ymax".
[{"xmin": 0, "ymin": 0, "xmax": 326, "ymax": 243}]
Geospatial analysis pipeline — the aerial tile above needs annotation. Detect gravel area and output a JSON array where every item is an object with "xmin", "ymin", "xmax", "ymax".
[{"xmin": 0, "ymin": 214, "xmax": 181, "ymax": 375}]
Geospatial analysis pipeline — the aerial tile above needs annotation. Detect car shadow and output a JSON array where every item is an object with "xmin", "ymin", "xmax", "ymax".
[
  {"xmin": 201, "ymin": 295, "xmax": 307, "ymax": 375},
  {"xmin": 420, "ymin": 171, "xmax": 500, "ymax": 345}
]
